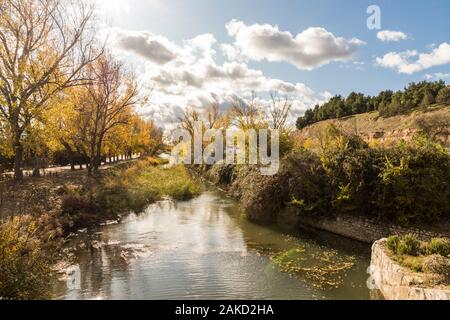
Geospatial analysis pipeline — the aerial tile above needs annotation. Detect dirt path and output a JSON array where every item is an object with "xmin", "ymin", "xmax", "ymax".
[{"xmin": 1, "ymin": 155, "xmax": 140, "ymax": 179}]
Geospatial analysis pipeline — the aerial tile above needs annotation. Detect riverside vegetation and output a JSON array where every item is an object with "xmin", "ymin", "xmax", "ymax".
[
  {"xmin": 62, "ymin": 157, "xmax": 201, "ymax": 228},
  {"xmin": 0, "ymin": 158, "xmax": 201, "ymax": 300},
  {"xmin": 199, "ymin": 129, "xmax": 450, "ymax": 226},
  {"xmin": 385, "ymin": 235, "xmax": 450, "ymax": 286}
]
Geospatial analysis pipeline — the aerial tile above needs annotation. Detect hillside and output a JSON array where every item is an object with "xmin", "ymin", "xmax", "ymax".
[{"xmin": 296, "ymin": 104, "xmax": 450, "ymax": 148}]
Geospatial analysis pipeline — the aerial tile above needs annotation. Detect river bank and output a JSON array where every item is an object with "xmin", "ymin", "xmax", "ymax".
[
  {"xmin": 0, "ymin": 157, "xmax": 201, "ymax": 232},
  {"xmin": 192, "ymin": 133, "xmax": 450, "ymax": 244},
  {"xmin": 0, "ymin": 158, "xmax": 201, "ymax": 300}
]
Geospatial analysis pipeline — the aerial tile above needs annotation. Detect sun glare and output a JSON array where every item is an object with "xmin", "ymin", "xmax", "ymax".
[{"xmin": 96, "ymin": 0, "xmax": 132, "ymax": 15}]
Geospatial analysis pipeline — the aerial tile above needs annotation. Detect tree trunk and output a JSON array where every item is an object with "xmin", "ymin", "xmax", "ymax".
[
  {"xmin": 93, "ymin": 136, "xmax": 104, "ymax": 173},
  {"xmin": 62, "ymin": 142, "xmax": 76, "ymax": 171},
  {"xmin": 88, "ymin": 160, "xmax": 93, "ymax": 175},
  {"xmin": 93, "ymin": 156, "xmax": 99, "ymax": 173},
  {"xmin": 94, "ymin": 147, "xmax": 101, "ymax": 173},
  {"xmin": 32, "ymin": 167, "xmax": 40, "ymax": 177},
  {"xmin": 88, "ymin": 140, "xmax": 96, "ymax": 175},
  {"xmin": 69, "ymin": 151, "xmax": 76, "ymax": 171},
  {"xmin": 88, "ymin": 155, "xmax": 94, "ymax": 176},
  {"xmin": 13, "ymin": 141, "xmax": 23, "ymax": 181}
]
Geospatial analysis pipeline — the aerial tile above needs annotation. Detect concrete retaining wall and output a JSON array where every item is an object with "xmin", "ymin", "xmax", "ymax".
[
  {"xmin": 292, "ymin": 212, "xmax": 450, "ymax": 244},
  {"xmin": 370, "ymin": 240, "xmax": 450, "ymax": 300}
]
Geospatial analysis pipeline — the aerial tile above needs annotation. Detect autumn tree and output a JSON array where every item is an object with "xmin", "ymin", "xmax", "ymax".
[
  {"xmin": 0, "ymin": 0, "xmax": 99, "ymax": 180},
  {"xmin": 267, "ymin": 93, "xmax": 293, "ymax": 131},
  {"xmin": 178, "ymin": 101, "xmax": 224, "ymax": 134},
  {"xmin": 130, "ymin": 116, "xmax": 163, "ymax": 156},
  {"xmin": 178, "ymin": 107, "xmax": 200, "ymax": 138},
  {"xmin": 43, "ymin": 87, "xmax": 88, "ymax": 170},
  {"xmin": 230, "ymin": 92, "xmax": 265, "ymax": 130},
  {"xmin": 80, "ymin": 53, "xmax": 143, "ymax": 175},
  {"xmin": 204, "ymin": 101, "xmax": 222, "ymax": 129}
]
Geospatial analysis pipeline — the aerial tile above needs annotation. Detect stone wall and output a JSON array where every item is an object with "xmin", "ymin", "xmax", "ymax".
[
  {"xmin": 370, "ymin": 240, "xmax": 450, "ymax": 300},
  {"xmin": 289, "ymin": 212, "xmax": 450, "ymax": 244}
]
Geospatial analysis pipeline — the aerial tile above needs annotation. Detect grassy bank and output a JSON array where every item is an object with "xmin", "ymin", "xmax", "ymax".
[
  {"xmin": 0, "ymin": 157, "xmax": 201, "ymax": 300},
  {"xmin": 62, "ymin": 158, "xmax": 202, "ymax": 229},
  {"xmin": 387, "ymin": 235, "xmax": 450, "ymax": 274},
  {"xmin": 385, "ymin": 235, "xmax": 450, "ymax": 287}
]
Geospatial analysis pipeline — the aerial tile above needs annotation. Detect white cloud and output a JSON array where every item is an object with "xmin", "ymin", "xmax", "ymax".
[
  {"xmin": 220, "ymin": 43, "xmax": 240, "ymax": 61},
  {"xmin": 376, "ymin": 43, "xmax": 450, "ymax": 74},
  {"xmin": 425, "ymin": 72, "xmax": 450, "ymax": 80},
  {"xmin": 377, "ymin": 30, "xmax": 408, "ymax": 42},
  {"xmin": 114, "ymin": 29, "xmax": 179, "ymax": 64},
  {"xmin": 184, "ymin": 34, "xmax": 217, "ymax": 60},
  {"xmin": 224, "ymin": 20, "xmax": 365, "ymax": 70},
  {"xmin": 109, "ymin": 27, "xmax": 331, "ymax": 130}
]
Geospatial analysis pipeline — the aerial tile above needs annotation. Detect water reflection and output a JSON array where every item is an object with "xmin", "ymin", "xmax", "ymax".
[{"xmin": 53, "ymin": 190, "xmax": 374, "ymax": 300}]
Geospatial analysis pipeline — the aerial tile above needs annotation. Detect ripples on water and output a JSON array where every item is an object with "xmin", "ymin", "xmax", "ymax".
[{"xmin": 53, "ymin": 190, "xmax": 376, "ymax": 300}]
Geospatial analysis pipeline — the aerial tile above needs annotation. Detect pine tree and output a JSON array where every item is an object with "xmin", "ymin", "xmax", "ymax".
[
  {"xmin": 436, "ymin": 87, "xmax": 450, "ymax": 105},
  {"xmin": 421, "ymin": 90, "xmax": 435, "ymax": 107}
]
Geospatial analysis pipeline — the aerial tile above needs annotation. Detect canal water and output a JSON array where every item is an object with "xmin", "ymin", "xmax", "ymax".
[{"xmin": 53, "ymin": 189, "xmax": 376, "ymax": 300}]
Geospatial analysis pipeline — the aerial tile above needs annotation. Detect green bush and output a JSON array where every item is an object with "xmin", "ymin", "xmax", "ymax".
[
  {"xmin": 387, "ymin": 236, "xmax": 450, "ymax": 276},
  {"xmin": 321, "ymin": 135, "xmax": 450, "ymax": 224},
  {"xmin": 286, "ymin": 150, "xmax": 330, "ymax": 216},
  {"xmin": 325, "ymin": 148, "xmax": 384, "ymax": 214},
  {"xmin": 0, "ymin": 217, "xmax": 51, "ymax": 300},
  {"xmin": 378, "ymin": 137, "xmax": 450, "ymax": 224},
  {"xmin": 387, "ymin": 234, "xmax": 422, "ymax": 256},
  {"xmin": 436, "ymin": 87, "xmax": 450, "ymax": 105},
  {"xmin": 279, "ymin": 131, "xmax": 295, "ymax": 157},
  {"xmin": 240, "ymin": 131, "xmax": 450, "ymax": 225},
  {"xmin": 397, "ymin": 234, "xmax": 422, "ymax": 256},
  {"xmin": 426, "ymin": 238, "xmax": 450, "ymax": 257},
  {"xmin": 94, "ymin": 182, "xmax": 132, "ymax": 215},
  {"xmin": 387, "ymin": 235, "xmax": 400, "ymax": 253},
  {"xmin": 62, "ymin": 191, "xmax": 96, "ymax": 215}
]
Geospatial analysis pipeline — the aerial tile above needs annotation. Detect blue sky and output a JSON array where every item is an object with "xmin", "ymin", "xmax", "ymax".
[{"xmin": 96, "ymin": 0, "xmax": 450, "ymax": 127}]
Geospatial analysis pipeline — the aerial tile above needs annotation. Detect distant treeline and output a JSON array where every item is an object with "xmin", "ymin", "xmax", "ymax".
[{"xmin": 296, "ymin": 81, "xmax": 450, "ymax": 130}]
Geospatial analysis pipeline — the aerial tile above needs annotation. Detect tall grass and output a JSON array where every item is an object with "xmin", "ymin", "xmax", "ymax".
[{"xmin": 63, "ymin": 158, "xmax": 202, "ymax": 219}]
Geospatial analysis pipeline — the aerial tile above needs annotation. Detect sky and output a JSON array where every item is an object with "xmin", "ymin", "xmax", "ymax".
[{"xmin": 94, "ymin": 0, "xmax": 450, "ymax": 129}]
